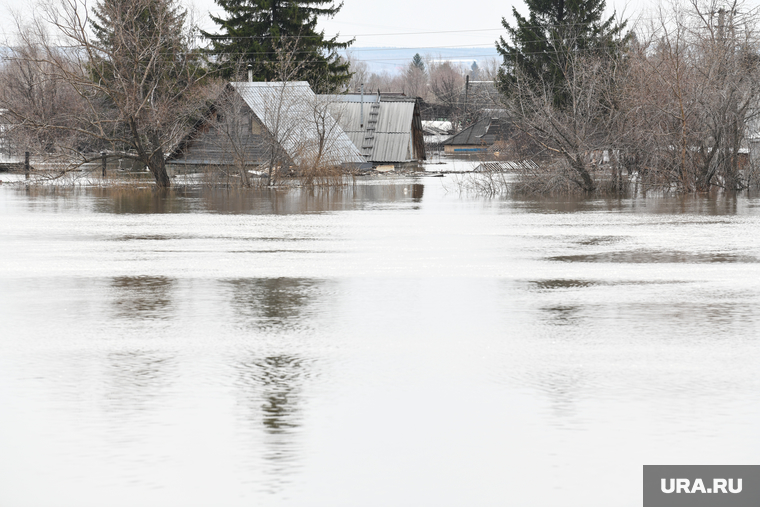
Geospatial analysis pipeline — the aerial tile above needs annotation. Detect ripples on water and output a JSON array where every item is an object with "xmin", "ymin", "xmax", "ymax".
[{"xmin": 1, "ymin": 181, "xmax": 760, "ymax": 506}]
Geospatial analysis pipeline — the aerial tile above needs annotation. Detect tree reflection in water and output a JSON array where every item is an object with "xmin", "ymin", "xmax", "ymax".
[
  {"xmin": 236, "ymin": 355, "xmax": 311, "ymax": 493},
  {"xmin": 227, "ymin": 277, "xmax": 325, "ymax": 491},
  {"xmin": 111, "ymin": 276, "xmax": 176, "ymax": 321},
  {"xmin": 226, "ymin": 277, "xmax": 322, "ymax": 332}
]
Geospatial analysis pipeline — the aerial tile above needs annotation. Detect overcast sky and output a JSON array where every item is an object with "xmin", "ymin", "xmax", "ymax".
[{"xmin": 1, "ymin": 0, "xmax": 651, "ymax": 55}]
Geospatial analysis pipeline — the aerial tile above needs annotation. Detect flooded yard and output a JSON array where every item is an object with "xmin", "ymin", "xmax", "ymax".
[{"xmin": 1, "ymin": 178, "xmax": 759, "ymax": 506}]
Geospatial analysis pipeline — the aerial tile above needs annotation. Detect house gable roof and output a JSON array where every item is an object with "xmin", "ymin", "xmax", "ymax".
[
  {"xmin": 443, "ymin": 116, "xmax": 510, "ymax": 146},
  {"xmin": 231, "ymin": 82, "xmax": 365, "ymax": 166},
  {"xmin": 320, "ymin": 94, "xmax": 424, "ymax": 163}
]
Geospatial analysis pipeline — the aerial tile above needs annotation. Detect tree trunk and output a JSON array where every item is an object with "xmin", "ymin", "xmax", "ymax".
[
  {"xmin": 570, "ymin": 156, "xmax": 595, "ymax": 192},
  {"xmin": 148, "ymin": 132, "xmax": 171, "ymax": 188},
  {"xmin": 239, "ymin": 165, "xmax": 251, "ymax": 187},
  {"xmin": 149, "ymin": 158, "xmax": 171, "ymax": 188}
]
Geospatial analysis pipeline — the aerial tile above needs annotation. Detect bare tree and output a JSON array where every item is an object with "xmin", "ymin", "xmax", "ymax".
[
  {"xmin": 623, "ymin": 0, "xmax": 760, "ymax": 192},
  {"xmin": 429, "ymin": 60, "xmax": 466, "ymax": 125},
  {"xmin": 508, "ymin": 50, "xmax": 629, "ymax": 192},
  {"xmin": 403, "ymin": 63, "xmax": 428, "ymax": 99},
  {"xmin": 345, "ymin": 51, "xmax": 369, "ymax": 92},
  {"xmin": 0, "ymin": 26, "xmax": 91, "ymax": 163},
  {"xmin": 0, "ymin": 0, "xmax": 213, "ymax": 187}
]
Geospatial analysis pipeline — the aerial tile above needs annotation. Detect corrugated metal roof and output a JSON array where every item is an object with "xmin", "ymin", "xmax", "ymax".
[
  {"xmin": 444, "ymin": 117, "xmax": 491, "ymax": 146},
  {"xmin": 322, "ymin": 94, "xmax": 380, "ymax": 104},
  {"xmin": 371, "ymin": 133, "xmax": 412, "ymax": 163},
  {"xmin": 376, "ymin": 102, "xmax": 414, "ymax": 134},
  {"xmin": 474, "ymin": 161, "xmax": 538, "ymax": 172},
  {"xmin": 231, "ymin": 82, "xmax": 364, "ymax": 166},
  {"xmin": 321, "ymin": 97, "xmax": 419, "ymax": 163},
  {"xmin": 443, "ymin": 116, "xmax": 510, "ymax": 146},
  {"xmin": 326, "ymin": 102, "xmax": 366, "ymax": 133}
]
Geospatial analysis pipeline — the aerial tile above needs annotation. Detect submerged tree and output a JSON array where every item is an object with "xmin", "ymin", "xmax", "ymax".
[
  {"xmin": 496, "ymin": 0, "xmax": 627, "ymax": 107},
  {"xmin": 202, "ymin": 0, "xmax": 353, "ymax": 93},
  {"xmin": 491, "ymin": 0, "xmax": 630, "ymax": 193},
  {"xmin": 622, "ymin": 0, "xmax": 760, "ymax": 192},
  {"xmin": 0, "ymin": 0, "xmax": 213, "ymax": 187}
]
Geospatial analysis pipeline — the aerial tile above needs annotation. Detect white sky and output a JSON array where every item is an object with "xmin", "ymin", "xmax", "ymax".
[
  {"xmin": 1, "ymin": 0, "xmax": 652, "ymax": 55},
  {"xmin": 194, "ymin": 0, "xmax": 650, "ymax": 47}
]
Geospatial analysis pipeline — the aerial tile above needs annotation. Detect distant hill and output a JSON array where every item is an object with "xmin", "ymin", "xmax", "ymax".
[{"xmin": 341, "ymin": 47, "xmax": 500, "ymax": 75}]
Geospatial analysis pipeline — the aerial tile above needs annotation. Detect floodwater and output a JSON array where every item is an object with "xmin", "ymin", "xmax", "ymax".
[{"xmin": 1, "ymin": 178, "xmax": 759, "ymax": 507}]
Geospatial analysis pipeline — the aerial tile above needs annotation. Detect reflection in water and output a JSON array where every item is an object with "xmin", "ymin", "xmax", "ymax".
[
  {"xmin": 236, "ymin": 355, "xmax": 309, "ymax": 492},
  {"xmin": 411, "ymin": 184, "xmax": 424, "ymax": 202},
  {"xmin": 541, "ymin": 305, "xmax": 584, "ymax": 327},
  {"xmin": 93, "ymin": 188, "xmax": 199, "ymax": 214},
  {"xmin": 532, "ymin": 279, "xmax": 597, "ymax": 290},
  {"xmin": 550, "ymin": 250, "xmax": 759, "ymax": 264},
  {"xmin": 202, "ymin": 184, "xmax": 426, "ymax": 215},
  {"xmin": 111, "ymin": 276, "xmax": 176, "ymax": 320},
  {"xmin": 529, "ymin": 279, "xmax": 689, "ymax": 290},
  {"xmin": 103, "ymin": 350, "xmax": 174, "ymax": 415},
  {"xmin": 519, "ymin": 192, "xmax": 748, "ymax": 215},
  {"xmin": 528, "ymin": 369, "xmax": 587, "ymax": 426},
  {"xmin": 575, "ymin": 236, "xmax": 624, "ymax": 246},
  {"xmin": 113, "ymin": 234, "xmax": 174, "ymax": 242},
  {"xmin": 226, "ymin": 278, "xmax": 322, "ymax": 332},
  {"xmin": 6, "ymin": 178, "xmax": 760, "ymax": 505},
  {"xmin": 13, "ymin": 181, "xmax": 427, "ymax": 214},
  {"xmin": 628, "ymin": 299, "xmax": 758, "ymax": 328}
]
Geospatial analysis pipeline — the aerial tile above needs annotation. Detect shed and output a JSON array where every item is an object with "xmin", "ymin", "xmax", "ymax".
[
  {"xmin": 442, "ymin": 116, "xmax": 511, "ymax": 154},
  {"xmin": 321, "ymin": 93, "xmax": 426, "ymax": 165},
  {"xmin": 170, "ymin": 82, "xmax": 364, "ymax": 170}
]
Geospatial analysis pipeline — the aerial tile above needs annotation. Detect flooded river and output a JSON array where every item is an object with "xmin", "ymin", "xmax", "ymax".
[{"xmin": 1, "ymin": 178, "xmax": 759, "ymax": 506}]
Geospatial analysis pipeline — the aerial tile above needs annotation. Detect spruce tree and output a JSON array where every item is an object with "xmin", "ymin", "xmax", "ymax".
[
  {"xmin": 91, "ymin": 0, "xmax": 189, "ymax": 91},
  {"xmin": 412, "ymin": 53, "xmax": 425, "ymax": 72},
  {"xmin": 496, "ymin": 0, "xmax": 626, "ymax": 107},
  {"xmin": 202, "ymin": 0, "xmax": 353, "ymax": 93}
]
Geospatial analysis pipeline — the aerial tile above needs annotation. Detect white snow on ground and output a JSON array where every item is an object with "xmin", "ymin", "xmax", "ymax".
[
  {"xmin": 422, "ymin": 157, "xmax": 481, "ymax": 173},
  {"xmin": 0, "ymin": 173, "xmax": 29, "ymax": 183}
]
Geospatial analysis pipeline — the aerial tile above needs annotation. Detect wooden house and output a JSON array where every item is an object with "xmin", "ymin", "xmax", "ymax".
[{"xmin": 169, "ymin": 82, "xmax": 365, "ymax": 171}]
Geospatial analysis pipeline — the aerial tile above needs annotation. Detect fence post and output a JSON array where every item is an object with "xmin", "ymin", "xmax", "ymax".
[{"xmin": 24, "ymin": 152, "xmax": 29, "ymax": 180}]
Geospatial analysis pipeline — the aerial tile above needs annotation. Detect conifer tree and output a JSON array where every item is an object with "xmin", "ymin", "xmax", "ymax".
[
  {"xmin": 202, "ymin": 0, "xmax": 353, "ymax": 93},
  {"xmin": 496, "ymin": 0, "xmax": 626, "ymax": 107},
  {"xmin": 91, "ymin": 0, "xmax": 189, "ymax": 91},
  {"xmin": 412, "ymin": 53, "xmax": 426, "ymax": 72}
]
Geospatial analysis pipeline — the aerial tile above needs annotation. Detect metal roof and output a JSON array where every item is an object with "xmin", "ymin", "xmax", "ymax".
[
  {"xmin": 321, "ymin": 95, "xmax": 419, "ymax": 163},
  {"xmin": 443, "ymin": 116, "xmax": 510, "ymax": 146},
  {"xmin": 231, "ymin": 82, "xmax": 364, "ymax": 166},
  {"xmin": 474, "ymin": 161, "xmax": 539, "ymax": 172}
]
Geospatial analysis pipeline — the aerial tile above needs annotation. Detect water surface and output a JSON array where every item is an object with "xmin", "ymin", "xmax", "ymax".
[{"xmin": 1, "ymin": 180, "xmax": 759, "ymax": 506}]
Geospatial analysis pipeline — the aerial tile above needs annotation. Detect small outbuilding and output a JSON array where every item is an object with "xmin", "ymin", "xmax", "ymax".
[
  {"xmin": 321, "ymin": 93, "xmax": 426, "ymax": 166},
  {"xmin": 442, "ymin": 115, "xmax": 511, "ymax": 154}
]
